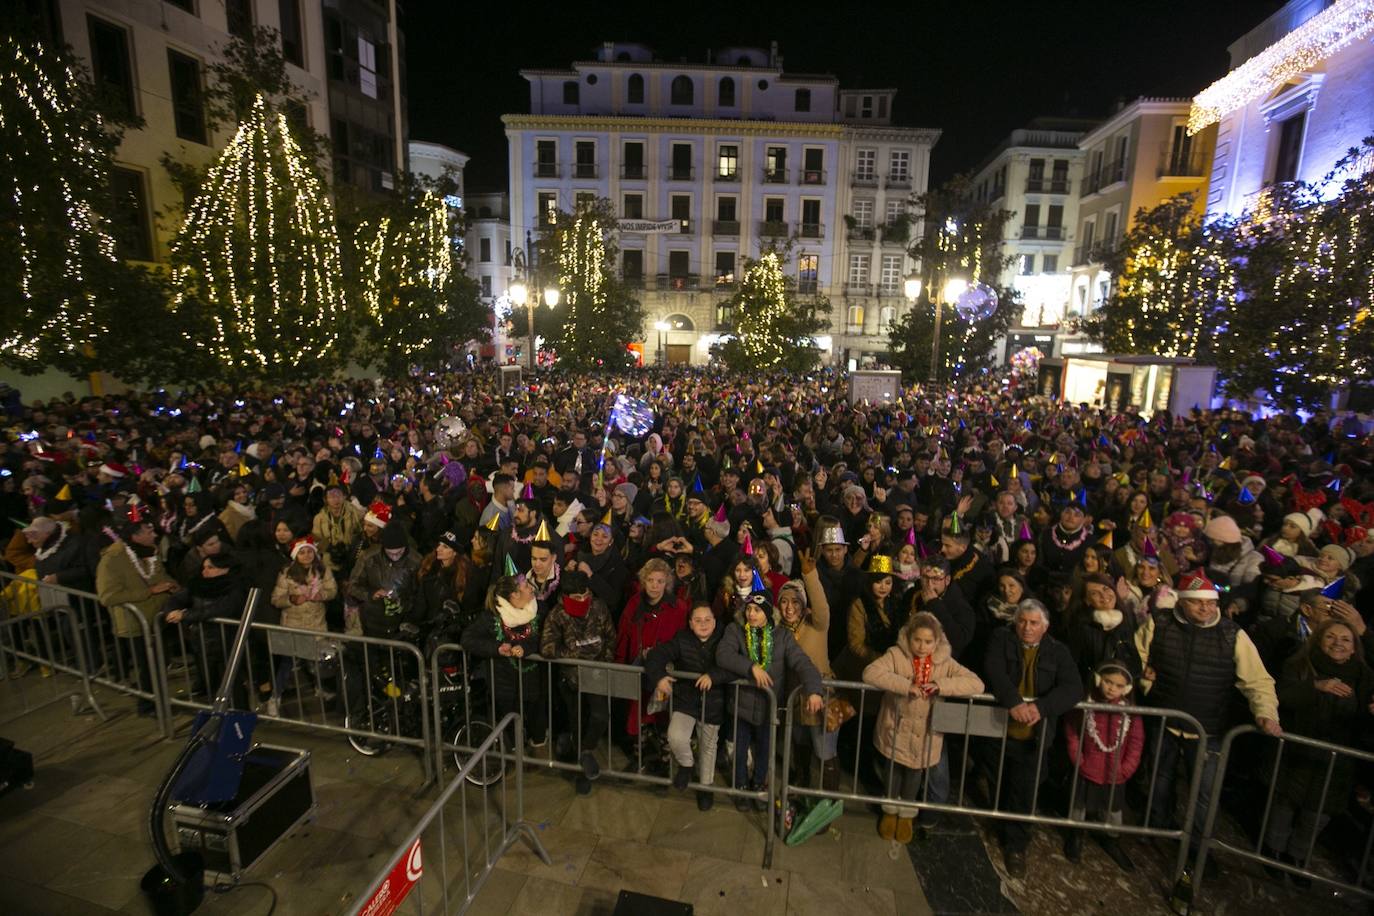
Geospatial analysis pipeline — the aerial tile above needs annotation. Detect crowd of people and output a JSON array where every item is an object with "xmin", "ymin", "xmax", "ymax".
[{"xmin": 3, "ymin": 368, "xmax": 1373, "ymax": 882}]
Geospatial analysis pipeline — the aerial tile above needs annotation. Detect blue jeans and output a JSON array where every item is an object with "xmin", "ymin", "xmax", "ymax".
[
  {"xmin": 734, "ymin": 717, "xmax": 772, "ymax": 789},
  {"xmin": 1148, "ymin": 728, "xmax": 1221, "ymax": 842},
  {"xmin": 880, "ymin": 748, "xmax": 949, "ymax": 815}
]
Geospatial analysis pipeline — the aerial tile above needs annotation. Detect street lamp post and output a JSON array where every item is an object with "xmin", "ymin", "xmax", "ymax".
[
  {"xmin": 654, "ymin": 320, "xmax": 669, "ymax": 367},
  {"xmin": 508, "ymin": 246, "xmax": 560, "ymax": 372}
]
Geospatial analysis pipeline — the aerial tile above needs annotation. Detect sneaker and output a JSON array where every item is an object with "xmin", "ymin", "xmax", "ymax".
[
  {"xmin": 697, "ymin": 791, "xmax": 714, "ymax": 812},
  {"xmin": 751, "ymin": 796, "xmax": 767, "ymax": 813},
  {"xmin": 672, "ymin": 767, "xmax": 691, "ymax": 791},
  {"xmin": 1005, "ymin": 848, "xmax": 1027, "ymax": 878},
  {"xmin": 528, "ymin": 734, "xmax": 548, "ymax": 749},
  {"xmin": 1098, "ymin": 837, "xmax": 1135, "ymax": 872},
  {"xmin": 265, "ymin": 697, "xmax": 281, "ymax": 718},
  {"xmin": 580, "ymin": 751, "xmax": 601, "ymax": 781},
  {"xmin": 575, "ymin": 775, "xmax": 592, "ymax": 796}
]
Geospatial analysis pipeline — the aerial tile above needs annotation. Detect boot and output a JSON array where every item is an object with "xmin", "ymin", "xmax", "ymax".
[
  {"xmin": 793, "ymin": 753, "xmax": 813, "ymax": 789},
  {"xmin": 895, "ymin": 816, "xmax": 915, "ymax": 844},
  {"xmin": 821, "ymin": 758, "xmax": 841, "ymax": 792},
  {"xmin": 879, "ymin": 813, "xmax": 897, "ymax": 840},
  {"xmin": 1097, "ymin": 835, "xmax": 1135, "ymax": 872},
  {"xmin": 1064, "ymin": 830, "xmax": 1083, "ymax": 863}
]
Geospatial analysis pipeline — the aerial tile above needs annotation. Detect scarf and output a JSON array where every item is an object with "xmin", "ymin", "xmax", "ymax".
[
  {"xmin": 911, "ymin": 653, "xmax": 934, "ymax": 686},
  {"xmin": 226, "ymin": 500, "xmax": 255, "ymax": 520},
  {"xmin": 495, "ymin": 595, "xmax": 537, "ymax": 628},
  {"xmin": 746, "ymin": 624, "xmax": 773, "ymax": 669},
  {"xmin": 1091, "ymin": 609, "xmax": 1124, "ymax": 630},
  {"xmin": 562, "ymin": 594, "xmax": 591, "ymax": 618}
]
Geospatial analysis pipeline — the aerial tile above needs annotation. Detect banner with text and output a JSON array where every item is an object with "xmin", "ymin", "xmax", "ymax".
[{"xmin": 616, "ymin": 219, "xmax": 683, "ymax": 234}]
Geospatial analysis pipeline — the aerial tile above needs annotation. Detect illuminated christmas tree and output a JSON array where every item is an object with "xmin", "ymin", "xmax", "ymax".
[
  {"xmin": 0, "ymin": 35, "xmax": 126, "ymax": 372},
  {"xmin": 714, "ymin": 250, "xmax": 830, "ymax": 372},
  {"xmin": 169, "ymin": 95, "xmax": 346, "ymax": 381}
]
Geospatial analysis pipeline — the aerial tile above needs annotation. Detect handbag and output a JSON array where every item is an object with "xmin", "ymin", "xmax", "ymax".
[{"xmin": 824, "ymin": 696, "xmax": 856, "ymax": 732}]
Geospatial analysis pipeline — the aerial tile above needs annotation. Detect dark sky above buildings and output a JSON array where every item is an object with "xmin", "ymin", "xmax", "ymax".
[{"xmin": 404, "ymin": 0, "xmax": 1286, "ymax": 191}]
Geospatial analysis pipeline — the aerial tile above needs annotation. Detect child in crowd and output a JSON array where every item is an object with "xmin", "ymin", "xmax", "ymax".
[
  {"xmin": 862, "ymin": 612, "xmax": 984, "ymax": 843},
  {"xmin": 1062, "ymin": 660, "xmax": 1144, "ymax": 870}
]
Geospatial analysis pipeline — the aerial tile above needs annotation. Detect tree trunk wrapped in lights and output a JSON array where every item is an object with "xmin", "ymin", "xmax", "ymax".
[
  {"xmin": 169, "ymin": 95, "xmax": 346, "ymax": 382},
  {"xmin": 713, "ymin": 250, "xmax": 830, "ymax": 372}
]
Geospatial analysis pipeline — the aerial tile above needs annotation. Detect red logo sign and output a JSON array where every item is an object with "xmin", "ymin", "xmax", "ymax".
[{"xmin": 358, "ymin": 838, "xmax": 422, "ymax": 916}]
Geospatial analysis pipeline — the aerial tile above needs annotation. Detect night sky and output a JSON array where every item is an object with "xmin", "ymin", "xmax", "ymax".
[{"xmin": 403, "ymin": 0, "xmax": 1287, "ymax": 192}]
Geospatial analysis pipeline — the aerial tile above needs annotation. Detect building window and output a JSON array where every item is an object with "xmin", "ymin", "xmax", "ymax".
[
  {"xmin": 716, "ymin": 196, "xmax": 737, "ymax": 221},
  {"xmin": 715, "ymin": 251, "xmax": 735, "ymax": 285},
  {"xmin": 1023, "ymin": 203, "xmax": 1040, "ymax": 234},
  {"xmin": 889, "ymin": 149, "xmax": 910, "ymax": 183},
  {"xmin": 1103, "ymin": 210, "xmax": 1118, "ymax": 245},
  {"xmin": 847, "ymin": 305, "xmax": 865, "ymax": 332},
  {"xmin": 765, "ymin": 146, "xmax": 787, "ymax": 182},
  {"xmin": 480, "ymin": 275, "xmax": 492, "ymax": 297},
  {"xmin": 802, "ymin": 148, "xmax": 824, "ymax": 184},
  {"xmin": 535, "ymin": 139, "xmax": 557, "ymax": 177},
  {"xmin": 794, "ymin": 88, "xmax": 811, "ymax": 112},
  {"xmin": 885, "ymin": 199, "xmax": 905, "ymax": 224},
  {"xmin": 278, "ymin": 0, "xmax": 303, "ymax": 67},
  {"xmin": 719, "ymin": 76, "xmax": 735, "ymax": 107},
  {"xmin": 623, "ymin": 249, "xmax": 643, "ymax": 280},
  {"xmin": 670, "ymin": 75, "xmax": 693, "ymax": 105},
  {"xmin": 622, "ymin": 193, "xmax": 643, "ymax": 219},
  {"xmin": 880, "ymin": 254, "xmax": 902, "ymax": 292},
  {"xmin": 670, "ymin": 143, "xmax": 692, "ymax": 180},
  {"xmin": 853, "ymin": 199, "xmax": 873, "ymax": 229},
  {"xmin": 1272, "ymin": 112, "xmax": 1306, "ymax": 185},
  {"xmin": 622, "ymin": 141, "xmax": 644, "ymax": 179},
  {"xmin": 878, "ymin": 305, "xmax": 896, "ymax": 332},
  {"xmin": 358, "ymin": 36, "xmax": 378, "ymax": 98},
  {"xmin": 563, "ymin": 80, "xmax": 579, "ymax": 105},
  {"xmin": 574, "ymin": 140, "xmax": 596, "ymax": 178},
  {"xmin": 848, "ymin": 254, "xmax": 869, "ymax": 286},
  {"xmin": 537, "ymin": 192, "xmax": 557, "ymax": 226},
  {"xmin": 855, "ymin": 148, "xmax": 876, "ymax": 181},
  {"xmin": 716, "ymin": 144, "xmax": 738, "ymax": 179},
  {"xmin": 479, "ymin": 238, "xmax": 491, "ymax": 262},
  {"xmin": 1021, "ymin": 254, "xmax": 1035, "ymax": 275},
  {"xmin": 226, "ymin": 0, "xmax": 253, "ymax": 40},
  {"xmin": 800, "ymin": 199, "xmax": 821, "ymax": 237},
  {"xmin": 668, "ymin": 250, "xmax": 690, "ymax": 278},
  {"xmin": 671, "ymin": 194, "xmax": 691, "ymax": 232},
  {"xmin": 87, "ymin": 16, "xmax": 135, "ymax": 117},
  {"xmin": 798, "ymin": 254, "xmax": 818, "ymax": 294},
  {"xmin": 764, "ymin": 198, "xmax": 784, "ymax": 225},
  {"xmin": 1042, "ymin": 254, "xmax": 1058, "ymax": 273},
  {"xmin": 627, "ymin": 73, "xmax": 644, "ymax": 104},
  {"xmin": 575, "ymin": 191, "xmax": 594, "ymax": 210},
  {"xmin": 167, "ymin": 50, "xmax": 206, "ymax": 144},
  {"xmin": 860, "ymin": 95, "xmax": 873, "ymax": 118},
  {"xmin": 716, "ymin": 302, "xmax": 733, "ymax": 328},
  {"xmin": 109, "ymin": 167, "xmax": 152, "ymax": 261}
]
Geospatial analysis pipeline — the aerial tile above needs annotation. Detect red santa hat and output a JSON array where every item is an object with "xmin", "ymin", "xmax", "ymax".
[
  {"xmin": 364, "ymin": 500, "xmax": 392, "ymax": 528},
  {"xmin": 1176, "ymin": 569, "xmax": 1219, "ymax": 600},
  {"xmin": 99, "ymin": 462, "xmax": 128, "ymax": 478},
  {"xmin": 289, "ymin": 536, "xmax": 317, "ymax": 561}
]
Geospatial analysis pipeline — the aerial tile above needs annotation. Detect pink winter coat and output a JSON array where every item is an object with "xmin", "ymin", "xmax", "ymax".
[
  {"xmin": 863, "ymin": 634, "xmax": 984, "ymax": 770},
  {"xmin": 1063, "ymin": 703, "xmax": 1145, "ymax": 786}
]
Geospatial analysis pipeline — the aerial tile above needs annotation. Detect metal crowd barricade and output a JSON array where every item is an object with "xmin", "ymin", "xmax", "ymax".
[
  {"xmin": 430, "ymin": 645, "xmax": 781, "ymax": 866},
  {"xmin": 344, "ymin": 712, "xmax": 551, "ymax": 916},
  {"xmin": 780, "ymin": 678, "xmax": 1210, "ymax": 885},
  {"xmin": 1192, "ymin": 724, "xmax": 1374, "ymax": 904},
  {"xmin": 155, "ymin": 613, "xmax": 435, "ymax": 785},
  {"xmin": 0, "ymin": 602, "xmax": 104, "ymax": 727}
]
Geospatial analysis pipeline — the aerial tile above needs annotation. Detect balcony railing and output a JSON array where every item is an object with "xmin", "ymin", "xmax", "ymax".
[
  {"xmin": 713, "ymin": 274, "xmax": 736, "ymax": 290},
  {"xmin": 844, "ymin": 282, "xmax": 872, "ymax": 296},
  {"xmin": 1158, "ymin": 142, "xmax": 1208, "ymax": 178},
  {"xmin": 1072, "ymin": 242, "xmax": 1109, "ymax": 266},
  {"xmin": 621, "ymin": 164, "xmax": 647, "ymax": 180},
  {"xmin": 763, "ymin": 167, "xmax": 789, "ymax": 184},
  {"xmin": 1082, "ymin": 158, "xmax": 1127, "ymax": 196},
  {"xmin": 797, "ymin": 222, "xmax": 824, "ymax": 239},
  {"xmin": 880, "ymin": 222, "xmax": 910, "ymax": 245},
  {"xmin": 800, "ymin": 168, "xmax": 826, "ymax": 186},
  {"xmin": 878, "ymin": 283, "xmax": 902, "ymax": 296},
  {"xmin": 1025, "ymin": 177, "xmax": 1071, "ymax": 194},
  {"xmin": 533, "ymin": 162, "xmax": 560, "ymax": 178},
  {"xmin": 1021, "ymin": 225, "xmax": 1065, "ymax": 240},
  {"xmin": 759, "ymin": 220, "xmax": 789, "ymax": 237},
  {"xmin": 657, "ymin": 273, "xmax": 699, "ymax": 291},
  {"xmin": 886, "ymin": 174, "xmax": 912, "ymax": 190},
  {"xmin": 852, "ymin": 172, "xmax": 878, "ymax": 187},
  {"xmin": 573, "ymin": 162, "xmax": 598, "ymax": 179},
  {"xmin": 798, "ymin": 279, "xmax": 818, "ymax": 294},
  {"xmin": 713, "ymin": 170, "xmax": 740, "ymax": 182},
  {"xmin": 712, "ymin": 219, "xmax": 740, "ymax": 236},
  {"xmin": 667, "ymin": 167, "xmax": 694, "ymax": 181},
  {"xmin": 847, "ymin": 225, "xmax": 875, "ymax": 241}
]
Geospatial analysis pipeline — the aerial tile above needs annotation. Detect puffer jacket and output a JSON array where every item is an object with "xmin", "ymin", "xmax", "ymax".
[
  {"xmin": 644, "ymin": 621, "xmax": 733, "ymax": 724},
  {"xmin": 716, "ymin": 621, "xmax": 823, "ymax": 727},
  {"xmin": 1063, "ymin": 703, "xmax": 1145, "ymax": 785},
  {"xmin": 271, "ymin": 565, "xmax": 338, "ymax": 631},
  {"xmin": 346, "ymin": 548, "xmax": 421, "ymax": 638},
  {"xmin": 540, "ymin": 597, "xmax": 616, "ymax": 662},
  {"xmin": 863, "ymin": 634, "xmax": 984, "ymax": 770}
]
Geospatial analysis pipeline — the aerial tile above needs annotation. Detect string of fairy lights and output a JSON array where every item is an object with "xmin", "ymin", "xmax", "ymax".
[
  {"xmin": 735, "ymin": 252, "xmax": 789, "ymax": 366},
  {"xmin": 170, "ymin": 96, "xmax": 345, "ymax": 375},
  {"xmin": 556, "ymin": 213, "xmax": 608, "ymax": 350},
  {"xmin": 1, "ymin": 36, "xmax": 117, "ymax": 365},
  {"xmin": 354, "ymin": 189, "xmax": 455, "ymax": 357}
]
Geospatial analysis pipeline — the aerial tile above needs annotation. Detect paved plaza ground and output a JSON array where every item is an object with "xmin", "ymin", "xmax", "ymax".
[{"xmin": 0, "ymin": 676, "xmax": 1360, "ymax": 915}]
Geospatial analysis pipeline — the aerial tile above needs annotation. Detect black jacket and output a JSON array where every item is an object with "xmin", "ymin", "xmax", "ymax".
[
  {"xmin": 576, "ymin": 546, "xmax": 628, "ymax": 612},
  {"xmin": 983, "ymin": 626, "xmax": 1084, "ymax": 738},
  {"xmin": 644, "ymin": 622, "xmax": 733, "ymax": 724},
  {"xmin": 907, "ymin": 583, "xmax": 976, "ymax": 663},
  {"xmin": 33, "ymin": 525, "xmax": 101, "ymax": 593},
  {"xmin": 1067, "ymin": 612, "xmax": 1141, "ymax": 684}
]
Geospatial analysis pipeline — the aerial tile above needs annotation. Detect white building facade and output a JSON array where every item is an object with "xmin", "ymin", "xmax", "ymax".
[
  {"xmin": 1195, "ymin": 0, "xmax": 1374, "ymax": 221},
  {"xmin": 503, "ymin": 42, "xmax": 938, "ymax": 367}
]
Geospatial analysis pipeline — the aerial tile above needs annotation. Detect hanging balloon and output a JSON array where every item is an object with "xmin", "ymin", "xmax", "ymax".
[
  {"xmin": 433, "ymin": 415, "xmax": 467, "ymax": 449},
  {"xmin": 954, "ymin": 283, "xmax": 999, "ymax": 321},
  {"xmin": 611, "ymin": 394, "xmax": 655, "ymax": 437}
]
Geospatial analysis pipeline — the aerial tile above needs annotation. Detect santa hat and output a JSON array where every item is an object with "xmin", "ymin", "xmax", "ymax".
[
  {"xmin": 289, "ymin": 536, "xmax": 317, "ymax": 560},
  {"xmin": 1176, "ymin": 569, "xmax": 1219, "ymax": 600},
  {"xmin": 364, "ymin": 500, "xmax": 392, "ymax": 528},
  {"xmin": 99, "ymin": 462, "xmax": 128, "ymax": 478}
]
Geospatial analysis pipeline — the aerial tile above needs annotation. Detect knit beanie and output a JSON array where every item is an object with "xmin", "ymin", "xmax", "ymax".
[
  {"xmin": 1202, "ymin": 515, "xmax": 1242, "ymax": 545},
  {"xmin": 1320, "ymin": 543, "xmax": 1355, "ymax": 572},
  {"xmin": 1284, "ymin": 512, "xmax": 1313, "ymax": 537}
]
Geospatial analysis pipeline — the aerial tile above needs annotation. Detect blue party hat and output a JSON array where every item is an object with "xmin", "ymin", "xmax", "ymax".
[
  {"xmin": 1322, "ymin": 577, "xmax": 1346, "ymax": 599},
  {"xmin": 751, "ymin": 569, "xmax": 766, "ymax": 593},
  {"xmin": 1236, "ymin": 486, "xmax": 1255, "ymax": 505}
]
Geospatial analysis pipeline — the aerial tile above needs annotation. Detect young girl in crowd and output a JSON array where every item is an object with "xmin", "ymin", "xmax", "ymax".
[
  {"xmin": 268, "ymin": 537, "xmax": 337, "ymax": 716},
  {"xmin": 1062, "ymin": 660, "xmax": 1144, "ymax": 870},
  {"xmin": 646, "ymin": 603, "xmax": 730, "ymax": 810},
  {"xmin": 862, "ymin": 612, "xmax": 983, "ymax": 843}
]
